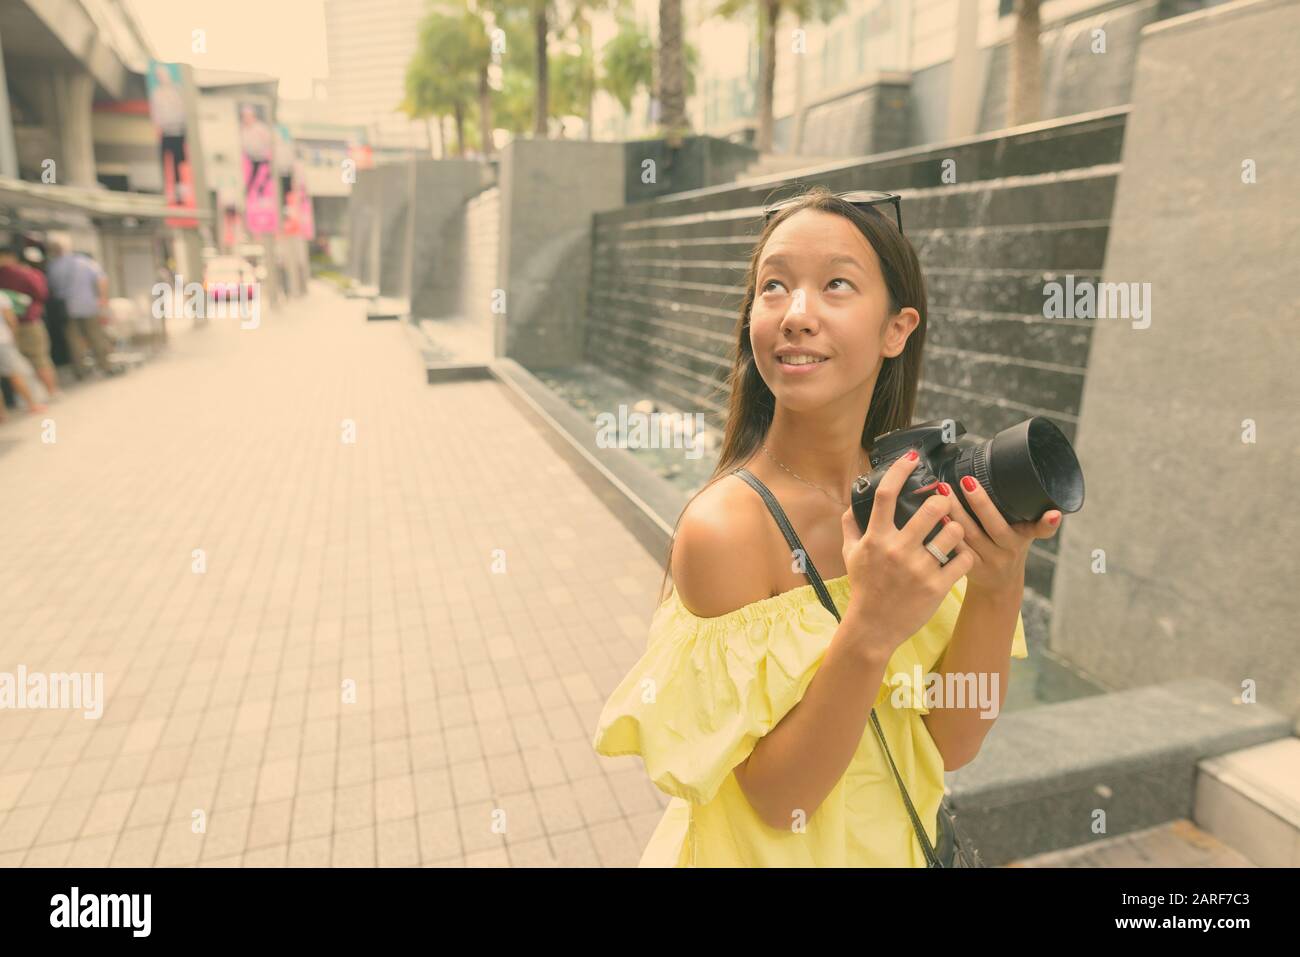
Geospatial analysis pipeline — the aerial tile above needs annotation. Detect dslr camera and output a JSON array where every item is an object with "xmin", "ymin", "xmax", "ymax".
[{"xmin": 850, "ymin": 417, "xmax": 1085, "ymax": 560}]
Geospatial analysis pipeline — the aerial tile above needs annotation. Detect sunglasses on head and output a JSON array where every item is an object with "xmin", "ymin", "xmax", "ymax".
[{"xmin": 762, "ymin": 190, "xmax": 903, "ymax": 235}]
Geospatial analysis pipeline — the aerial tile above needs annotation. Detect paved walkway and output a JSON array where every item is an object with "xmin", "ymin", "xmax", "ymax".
[
  {"xmin": 0, "ymin": 283, "xmax": 670, "ymax": 867},
  {"xmin": 1010, "ymin": 819, "xmax": 1255, "ymax": 867},
  {"xmin": 2, "ymin": 283, "xmax": 1251, "ymax": 869}
]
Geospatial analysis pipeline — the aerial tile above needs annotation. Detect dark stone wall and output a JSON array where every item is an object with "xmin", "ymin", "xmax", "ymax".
[
  {"xmin": 622, "ymin": 136, "xmax": 759, "ymax": 205},
  {"xmin": 907, "ymin": 62, "xmax": 952, "ymax": 151},
  {"xmin": 408, "ymin": 159, "xmax": 496, "ymax": 319},
  {"xmin": 343, "ymin": 165, "xmax": 410, "ymax": 294},
  {"xmin": 346, "ymin": 159, "xmax": 494, "ymax": 309},
  {"xmin": 499, "ymin": 139, "xmax": 626, "ymax": 369},
  {"xmin": 585, "ymin": 108, "xmax": 1128, "ymax": 600},
  {"xmin": 978, "ymin": 0, "xmax": 1170, "ymax": 134},
  {"xmin": 311, "ymin": 196, "xmax": 348, "ymax": 240},
  {"xmin": 790, "ymin": 78, "xmax": 912, "ymax": 158},
  {"xmin": 345, "ymin": 173, "xmax": 377, "ymax": 284},
  {"xmin": 375, "ymin": 169, "xmax": 410, "ymax": 297},
  {"xmin": 760, "ymin": 0, "xmax": 1212, "ymax": 156}
]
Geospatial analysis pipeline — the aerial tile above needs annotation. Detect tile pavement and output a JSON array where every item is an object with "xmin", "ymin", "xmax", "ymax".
[
  {"xmin": 0, "ymin": 283, "xmax": 671, "ymax": 867},
  {"xmin": 1008, "ymin": 820, "xmax": 1256, "ymax": 867}
]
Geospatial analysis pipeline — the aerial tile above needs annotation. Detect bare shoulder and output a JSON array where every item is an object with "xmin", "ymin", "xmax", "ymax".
[{"xmin": 670, "ymin": 473, "xmax": 780, "ymax": 618}]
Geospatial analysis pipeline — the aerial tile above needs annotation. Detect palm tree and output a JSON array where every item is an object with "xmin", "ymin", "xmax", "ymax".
[
  {"xmin": 401, "ymin": 58, "xmax": 441, "ymax": 154},
  {"xmin": 473, "ymin": 0, "xmax": 510, "ymax": 156},
  {"xmin": 600, "ymin": 18, "xmax": 655, "ymax": 115},
  {"xmin": 552, "ymin": 0, "xmax": 615, "ymax": 138},
  {"xmin": 551, "ymin": 45, "xmax": 595, "ymax": 137},
  {"xmin": 600, "ymin": 15, "xmax": 698, "ymax": 136},
  {"xmin": 1007, "ymin": 0, "xmax": 1042, "ymax": 126},
  {"xmin": 713, "ymin": 0, "xmax": 845, "ymax": 154},
  {"xmin": 658, "ymin": 0, "xmax": 687, "ymax": 143},
  {"xmin": 494, "ymin": 0, "xmax": 573, "ymax": 136},
  {"xmin": 403, "ymin": 7, "xmax": 490, "ymax": 157},
  {"xmin": 531, "ymin": 0, "xmax": 552, "ymax": 135}
]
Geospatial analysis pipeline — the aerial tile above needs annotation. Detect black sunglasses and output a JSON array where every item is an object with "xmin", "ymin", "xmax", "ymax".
[{"xmin": 763, "ymin": 190, "xmax": 903, "ymax": 235}]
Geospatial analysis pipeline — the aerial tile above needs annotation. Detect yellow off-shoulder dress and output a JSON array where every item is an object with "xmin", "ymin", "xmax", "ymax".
[{"xmin": 592, "ymin": 573, "xmax": 1027, "ymax": 867}]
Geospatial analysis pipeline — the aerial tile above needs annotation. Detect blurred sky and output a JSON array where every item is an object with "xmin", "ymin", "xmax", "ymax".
[{"xmin": 126, "ymin": 0, "xmax": 329, "ymax": 99}]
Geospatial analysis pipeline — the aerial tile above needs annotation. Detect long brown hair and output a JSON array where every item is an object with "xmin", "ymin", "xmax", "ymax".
[{"xmin": 655, "ymin": 184, "xmax": 929, "ymax": 604}]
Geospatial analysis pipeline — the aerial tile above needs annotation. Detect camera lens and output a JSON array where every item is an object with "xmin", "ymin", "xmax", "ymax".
[{"xmin": 954, "ymin": 417, "xmax": 1084, "ymax": 523}]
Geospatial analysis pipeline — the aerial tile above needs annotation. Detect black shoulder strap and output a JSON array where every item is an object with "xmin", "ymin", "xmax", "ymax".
[
  {"xmin": 730, "ymin": 465, "xmax": 944, "ymax": 867},
  {"xmin": 731, "ymin": 467, "xmax": 840, "ymax": 622}
]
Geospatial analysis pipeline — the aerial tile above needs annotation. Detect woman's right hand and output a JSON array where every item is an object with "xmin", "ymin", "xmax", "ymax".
[{"xmin": 839, "ymin": 451, "xmax": 975, "ymax": 660}]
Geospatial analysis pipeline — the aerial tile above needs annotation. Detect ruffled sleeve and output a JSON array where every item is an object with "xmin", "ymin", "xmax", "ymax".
[
  {"xmin": 591, "ymin": 575, "xmax": 1028, "ymax": 804},
  {"xmin": 592, "ymin": 583, "xmax": 846, "ymax": 806}
]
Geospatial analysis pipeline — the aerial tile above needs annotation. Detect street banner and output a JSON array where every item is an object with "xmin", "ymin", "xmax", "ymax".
[
  {"xmin": 239, "ymin": 101, "xmax": 279, "ymax": 235},
  {"xmin": 146, "ymin": 61, "xmax": 198, "ymax": 228}
]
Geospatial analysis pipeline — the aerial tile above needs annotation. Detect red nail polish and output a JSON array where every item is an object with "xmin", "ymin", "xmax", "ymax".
[
  {"xmin": 961, "ymin": 476, "xmax": 977, "ymax": 493},
  {"xmin": 905, "ymin": 450, "xmax": 919, "ymax": 461},
  {"xmin": 936, "ymin": 482, "xmax": 951, "ymax": 496},
  {"xmin": 1048, "ymin": 513, "xmax": 1060, "ymax": 525},
  {"xmin": 940, "ymin": 515, "xmax": 951, "ymax": 525}
]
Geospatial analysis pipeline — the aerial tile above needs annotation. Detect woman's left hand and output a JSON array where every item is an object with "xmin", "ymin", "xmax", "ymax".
[{"xmin": 936, "ymin": 476, "xmax": 1062, "ymax": 595}]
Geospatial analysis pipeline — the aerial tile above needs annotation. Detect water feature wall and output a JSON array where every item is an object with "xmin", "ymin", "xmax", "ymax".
[
  {"xmin": 622, "ymin": 135, "xmax": 760, "ymax": 204},
  {"xmin": 584, "ymin": 107, "xmax": 1128, "ymax": 603},
  {"xmin": 345, "ymin": 159, "xmax": 496, "ymax": 312},
  {"xmin": 976, "ymin": 0, "xmax": 1197, "ymax": 135},
  {"xmin": 458, "ymin": 186, "xmax": 501, "ymax": 335}
]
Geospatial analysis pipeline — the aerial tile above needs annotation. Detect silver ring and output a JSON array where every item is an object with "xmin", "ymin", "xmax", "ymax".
[{"xmin": 925, "ymin": 542, "xmax": 950, "ymax": 566}]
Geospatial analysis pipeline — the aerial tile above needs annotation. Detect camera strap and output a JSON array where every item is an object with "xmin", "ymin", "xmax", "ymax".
[{"xmin": 732, "ymin": 466, "xmax": 944, "ymax": 867}]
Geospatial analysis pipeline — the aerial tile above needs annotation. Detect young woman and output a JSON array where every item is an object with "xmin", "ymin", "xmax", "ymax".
[{"xmin": 592, "ymin": 185, "xmax": 1062, "ymax": 866}]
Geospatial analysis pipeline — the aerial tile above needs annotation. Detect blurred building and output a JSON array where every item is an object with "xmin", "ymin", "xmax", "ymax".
[
  {"xmin": 0, "ymin": 0, "xmax": 211, "ymax": 311},
  {"xmin": 323, "ymin": 0, "xmax": 432, "ymax": 152},
  {"xmin": 278, "ymin": 88, "xmax": 369, "ymax": 263}
]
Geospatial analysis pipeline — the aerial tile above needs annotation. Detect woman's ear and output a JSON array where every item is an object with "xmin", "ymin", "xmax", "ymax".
[{"xmin": 881, "ymin": 307, "xmax": 921, "ymax": 358}]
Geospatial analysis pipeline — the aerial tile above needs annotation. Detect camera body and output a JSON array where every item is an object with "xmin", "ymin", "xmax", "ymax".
[
  {"xmin": 851, "ymin": 416, "xmax": 1085, "ymax": 558},
  {"xmin": 851, "ymin": 419, "xmax": 970, "ymax": 554}
]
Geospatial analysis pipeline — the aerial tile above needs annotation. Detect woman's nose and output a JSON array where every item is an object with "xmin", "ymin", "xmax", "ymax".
[{"xmin": 780, "ymin": 288, "xmax": 818, "ymax": 333}]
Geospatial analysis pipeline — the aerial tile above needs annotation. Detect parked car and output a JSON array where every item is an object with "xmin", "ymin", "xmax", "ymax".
[{"xmin": 203, "ymin": 256, "xmax": 258, "ymax": 303}]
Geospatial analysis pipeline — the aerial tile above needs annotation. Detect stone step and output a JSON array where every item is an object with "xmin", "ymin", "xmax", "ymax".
[
  {"xmin": 1008, "ymin": 819, "xmax": 1256, "ymax": 867},
  {"xmin": 1193, "ymin": 736, "xmax": 1300, "ymax": 867},
  {"xmin": 364, "ymin": 296, "xmax": 408, "ymax": 321},
  {"xmin": 942, "ymin": 677, "xmax": 1291, "ymax": 866}
]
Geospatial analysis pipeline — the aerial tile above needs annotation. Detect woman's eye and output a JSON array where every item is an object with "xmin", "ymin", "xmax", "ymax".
[
  {"xmin": 760, "ymin": 280, "xmax": 784, "ymax": 294},
  {"xmin": 828, "ymin": 278, "xmax": 854, "ymax": 292}
]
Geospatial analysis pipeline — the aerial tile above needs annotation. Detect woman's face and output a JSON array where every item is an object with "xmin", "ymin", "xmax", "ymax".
[{"xmin": 749, "ymin": 208, "xmax": 918, "ymax": 413}]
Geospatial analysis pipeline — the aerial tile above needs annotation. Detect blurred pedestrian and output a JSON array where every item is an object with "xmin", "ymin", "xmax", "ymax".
[
  {"xmin": 46, "ymin": 241, "xmax": 118, "ymax": 378},
  {"xmin": 0, "ymin": 289, "xmax": 47, "ymax": 418},
  {"xmin": 0, "ymin": 243, "xmax": 59, "ymax": 397}
]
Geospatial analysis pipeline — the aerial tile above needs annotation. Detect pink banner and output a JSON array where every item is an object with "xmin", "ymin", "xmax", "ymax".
[
  {"xmin": 147, "ymin": 61, "xmax": 199, "ymax": 229},
  {"xmin": 239, "ymin": 101, "xmax": 279, "ymax": 235}
]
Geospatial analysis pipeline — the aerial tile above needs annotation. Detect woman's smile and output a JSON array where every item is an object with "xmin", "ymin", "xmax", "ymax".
[{"xmin": 776, "ymin": 353, "xmax": 830, "ymax": 374}]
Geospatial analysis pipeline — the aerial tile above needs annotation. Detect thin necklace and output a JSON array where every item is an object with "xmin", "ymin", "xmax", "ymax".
[{"xmin": 760, "ymin": 444, "xmax": 865, "ymax": 509}]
